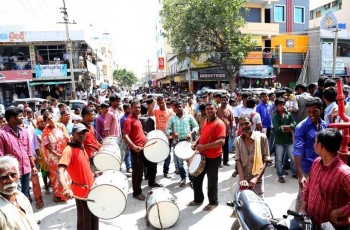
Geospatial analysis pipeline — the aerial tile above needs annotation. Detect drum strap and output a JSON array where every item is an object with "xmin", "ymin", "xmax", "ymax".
[{"xmin": 71, "ymin": 181, "xmax": 91, "ymax": 189}]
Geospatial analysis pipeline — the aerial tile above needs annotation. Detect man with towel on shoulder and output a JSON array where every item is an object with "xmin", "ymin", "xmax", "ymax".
[{"xmin": 235, "ymin": 114, "xmax": 270, "ymax": 197}]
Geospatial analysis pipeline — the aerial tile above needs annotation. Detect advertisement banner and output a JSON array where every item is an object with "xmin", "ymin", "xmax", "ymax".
[
  {"xmin": 239, "ymin": 65, "xmax": 274, "ymax": 77},
  {"xmin": 34, "ymin": 64, "xmax": 68, "ymax": 77},
  {"xmin": 321, "ymin": 58, "xmax": 345, "ymax": 75},
  {"xmin": 0, "ymin": 70, "xmax": 32, "ymax": 82},
  {"xmin": 0, "ymin": 32, "xmax": 25, "ymax": 42},
  {"xmin": 158, "ymin": 57, "xmax": 164, "ymax": 70}
]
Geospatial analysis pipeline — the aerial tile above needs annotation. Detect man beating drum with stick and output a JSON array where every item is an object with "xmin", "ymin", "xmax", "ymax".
[
  {"xmin": 58, "ymin": 123, "xmax": 100, "ymax": 230},
  {"xmin": 188, "ymin": 102, "xmax": 226, "ymax": 211}
]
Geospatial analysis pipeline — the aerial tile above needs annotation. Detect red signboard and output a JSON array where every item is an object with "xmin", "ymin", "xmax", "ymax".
[
  {"xmin": 158, "ymin": 57, "xmax": 164, "ymax": 70},
  {"xmin": 0, "ymin": 70, "xmax": 33, "ymax": 82}
]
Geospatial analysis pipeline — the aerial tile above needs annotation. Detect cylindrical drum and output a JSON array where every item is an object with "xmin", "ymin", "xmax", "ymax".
[
  {"xmin": 144, "ymin": 130, "xmax": 170, "ymax": 163},
  {"xmin": 146, "ymin": 187, "xmax": 179, "ymax": 229},
  {"xmin": 93, "ymin": 136, "xmax": 122, "ymax": 171},
  {"xmin": 174, "ymin": 141, "xmax": 195, "ymax": 160},
  {"xmin": 188, "ymin": 153, "xmax": 206, "ymax": 177},
  {"xmin": 87, "ymin": 170, "xmax": 129, "ymax": 219}
]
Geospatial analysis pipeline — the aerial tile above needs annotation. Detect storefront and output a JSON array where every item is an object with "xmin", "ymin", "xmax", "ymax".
[
  {"xmin": 192, "ymin": 69, "xmax": 230, "ymax": 91},
  {"xmin": 238, "ymin": 65, "xmax": 276, "ymax": 88}
]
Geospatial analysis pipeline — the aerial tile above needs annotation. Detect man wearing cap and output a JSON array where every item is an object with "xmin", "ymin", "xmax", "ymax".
[{"xmin": 58, "ymin": 123, "xmax": 99, "ymax": 230}]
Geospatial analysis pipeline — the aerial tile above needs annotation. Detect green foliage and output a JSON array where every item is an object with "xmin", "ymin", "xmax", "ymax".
[
  {"xmin": 160, "ymin": 0, "xmax": 256, "ymax": 76},
  {"xmin": 113, "ymin": 68, "xmax": 138, "ymax": 88}
]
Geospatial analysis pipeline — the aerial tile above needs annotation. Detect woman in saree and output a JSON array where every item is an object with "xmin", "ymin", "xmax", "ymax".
[{"xmin": 42, "ymin": 113, "xmax": 71, "ymax": 202}]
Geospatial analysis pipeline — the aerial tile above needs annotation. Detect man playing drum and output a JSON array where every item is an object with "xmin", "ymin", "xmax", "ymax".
[
  {"xmin": 166, "ymin": 100, "xmax": 199, "ymax": 188},
  {"xmin": 189, "ymin": 102, "xmax": 226, "ymax": 211},
  {"xmin": 148, "ymin": 96, "xmax": 174, "ymax": 179},
  {"xmin": 58, "ymin": 123, "xmax": 99, "ymax": 230}
]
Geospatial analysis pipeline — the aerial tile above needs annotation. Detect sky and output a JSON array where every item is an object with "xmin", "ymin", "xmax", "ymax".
[{"xmin": 0, "ymin": 0, "xmax": 158, "ymax": 78}]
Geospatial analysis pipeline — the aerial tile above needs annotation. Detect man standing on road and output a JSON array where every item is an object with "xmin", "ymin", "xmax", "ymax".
[
  {"xmin": 104, "ymin": 94, "xmax": 122, "ymax": 138},
  {"xmin": 187, "ymin": 102, "xmax": 225, "ymax": 211},
  {"xmin": 235, "ymin": 115, "xmax": 270, "ymax": 197},
  {"xmin": 293, "ymin": 97, "xmax": 327, "ymax": 211},
  {"xmin": 0, "ymin": 156, "xmax": 39, "ymax": 230},
  {"xmin": 0, "ymin": 107, "xmax": 38, "ymax": 200},
  {"xmin": 291, "ymin": 84, "xmax": 312, "ymax": 124},
  {"xmin": 300, "ymin": 129, "xmax": 350, "ymax": 229},
  {"xmin": 58, "ymin": 123, "xmax": 98, "ymax": 230}
]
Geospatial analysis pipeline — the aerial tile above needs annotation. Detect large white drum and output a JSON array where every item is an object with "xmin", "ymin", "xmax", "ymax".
[
  {"xmin": 188, "ymin": 153, "xmax": 206, "ymax": 177},
  {"xmin": 144, "ymin": 130, "xmax": 170, "ymax": 163},
  {"xmin": 174, "ymin": 141, "xmax": 195, "ymax": 160},
  {"xmin": 87, "ymin": 170, "xmax": 129, "ymax": 219},
  {"xmin": 93, "ymin": 136, "xmax": 122, "ymax": 171},
  {"xmin": 146, "ymin": 188, "xmax": 179, "ymax": 229}
]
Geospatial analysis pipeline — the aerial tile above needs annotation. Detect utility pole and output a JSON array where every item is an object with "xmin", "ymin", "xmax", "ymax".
[
  {"xmin": 58, "ymin": 0, "xmax": 76, "ymax": 99},
  {"xmin": 146, "ymin": 59, "xmax": 151, "ymax": 86},
  {"xmin": 332, "ymin": 24, "xmax": 339, "ymax": 79}
]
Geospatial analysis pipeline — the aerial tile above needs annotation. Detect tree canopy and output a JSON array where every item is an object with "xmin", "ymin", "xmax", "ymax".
[
  {"xmin": 113, "ymin": 68, "xmax": 138, "ymax": 88},
  {"xmin": 160, "ymin": 0, "xmax": 255, "ymax": 81}
]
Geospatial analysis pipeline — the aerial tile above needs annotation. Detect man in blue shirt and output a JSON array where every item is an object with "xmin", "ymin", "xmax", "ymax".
[
  {"xmin": 256, "ymin": 92, "xmax": 272, "ymax": 139},
  {"xmin": 293, "ymin": 97, "xmax": 327, "ymax": 211}
]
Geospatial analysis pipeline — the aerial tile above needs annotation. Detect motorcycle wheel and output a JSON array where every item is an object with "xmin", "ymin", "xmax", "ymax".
[{"xmin": 231, "ymin": 219, "xmax": 241, "ymax": 230}]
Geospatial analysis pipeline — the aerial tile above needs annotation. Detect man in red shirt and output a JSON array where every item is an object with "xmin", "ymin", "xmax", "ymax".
[
  {"xmin": 188, "ymin": 102, "xmax": 226, "ymax": 211},
  {"xmin": 300, "ymin": 128, "xmax": 350, "ymax": 229},
  {"xmin": 81, "ymin": 107, "xmax": 101, "ymax": 172},
  {"xmin": 123, "ymin": 101, "xmax": 148, "ymax": 201},
  {"xmin": 58, "ymin": 123, "xmax": 98, "ymax": 230}
]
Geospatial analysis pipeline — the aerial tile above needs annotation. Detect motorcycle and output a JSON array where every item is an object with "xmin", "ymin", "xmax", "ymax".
[{"xmin": 228, "ymin": 187, "xmax": 313, "ymax": 230}]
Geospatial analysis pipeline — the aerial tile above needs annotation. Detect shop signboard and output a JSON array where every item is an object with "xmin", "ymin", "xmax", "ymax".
[
  {"xmin": 321, "ymin": 58, "xmax": 345, "ymax": 75},
  {"xmin": 198, "ymin": 70, "xmax": 226, "ymax": 80},
  {"xmin": 158, "ymin": 57, "xmax": 164, "ymax": 70},
  {"xmin": 0, "ymin": 31, "xmax": 25, "ymax": 42},
  {"xmin": 239, "ymin": 65, "xmax": 273, "ymax": 77},
  {"xmin": 0, "ymin": 70, "xmax": 32, "ymax": 82},
  {"xmin": 34, "ymin": 64, "xmax": 68, "ymax": 78}
]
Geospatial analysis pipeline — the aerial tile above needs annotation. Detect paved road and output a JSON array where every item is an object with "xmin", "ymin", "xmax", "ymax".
[{"xmin": 34, "ymin": 155, "xmax": 299, "ymax": 230}]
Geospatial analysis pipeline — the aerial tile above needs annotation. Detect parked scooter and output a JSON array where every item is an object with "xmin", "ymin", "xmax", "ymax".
[{"xmin": 228, "ymin": 188, "xmax": 313, "ymax": 230}]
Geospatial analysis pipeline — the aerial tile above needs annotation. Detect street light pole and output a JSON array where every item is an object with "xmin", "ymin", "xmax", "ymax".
[
  {"xmin": 332, "ymin": 24, "xmax": 339, "ymax": 79},
  {"xmin": 186, "ymin": 46, "xmax": 191, "ymax": 93},
  {"xmin": 61, "ymin": 0, "xmax": 76, "ymax": 99}
]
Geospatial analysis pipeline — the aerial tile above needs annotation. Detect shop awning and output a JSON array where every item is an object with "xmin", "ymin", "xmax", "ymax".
[{"xmin": 29, "ymin": 81, "xmax": 72, "ymax": 86}]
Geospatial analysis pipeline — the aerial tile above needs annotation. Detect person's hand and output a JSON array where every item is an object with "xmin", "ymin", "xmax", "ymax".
[
  {"xmin": 299, "ymin": 208, "xmax": 307, "ymax": 216},
  {"xmin": 185, "ymin": 134, "xmax": 192, "ymax": 141},
  {"xmin": 174, "ymin": 133, "xmax": 179, "ymax": 139},
  {"xmin": 196, "ymin": 144, "xmax": 205, "ymax": 152},
  {"xmin": 298, "ymin": 175, "xmax": 307, "ymax": 189},
  {"xmin": 191, "ymin": 143, "xmax": 197, "ymax": 150},
  {"xmin": 239, "ymin": 180, "xmax": 249, "ymax": 188},
  {"xmin": 249, "ymin": 176, "xmax": 259, "ymax": 188},
  {"xmin": 32, "ymin": 167, "xmax": 38, "ymax": 176},
  {"xmin": 63, "ymin": 188, "xmax": 73, "ymax": 200},
  {"xmin": 133, "ymin": 146, "xmax": 142, "ymax": 153},
  {"xmin": 283, "ymin": 126, "xmax": 292, "ymax": 133},
  {"xmin": 330, "ymin": 208, "xmax": 350, "ymax": 226}
]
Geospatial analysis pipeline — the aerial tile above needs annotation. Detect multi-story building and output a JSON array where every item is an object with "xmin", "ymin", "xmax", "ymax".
[
  {"xmin": 308, "ymin": 0, "xmax": 349, "ymax": 83},
  {"xmin": 0, "ymin": 25, "xmax": 115, "ymax": 107}
]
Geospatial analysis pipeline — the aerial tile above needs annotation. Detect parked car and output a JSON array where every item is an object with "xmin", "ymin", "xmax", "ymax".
[
  {"xmin": 12, "ymin": 98, "xmax": 45, "ymax": 111},
  {"xmin": 68, "ymin": 100, "xmax": 88, "ymax": 110},
  {"xmin": 240, "ymin": 88, "xmax": 273, "ymax": 96}
]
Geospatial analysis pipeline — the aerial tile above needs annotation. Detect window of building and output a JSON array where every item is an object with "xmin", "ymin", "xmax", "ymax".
[
  {"xmin": 310, "ymin": 10, "xmax": 314, "ymax": 20},
  {"xmin": 294, "ymin": 6, "xmax": 305, "ymax": 23},
  {"xmin": 274, "ymin": 5, "xmax": 285, "ymax": 22},
  {"xmin": 338, "ymin": 43, "xmax": 350, "ymax": 57},
  {"xmin": 316, "ymin": 10, "xmax": 321, "ymax": 18},
  {"xmin": 339, "ymin": 1, "xmax": 342, "ymax": 10}
]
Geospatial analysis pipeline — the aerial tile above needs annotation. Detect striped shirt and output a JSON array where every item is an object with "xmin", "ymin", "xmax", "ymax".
[
  {"xmin": 166, "ymin": 113, "xmax": 199, "ymax": 140},
  {"xmin": 302, "ymin": 156, "xmax": 350, "ymax": 228}
]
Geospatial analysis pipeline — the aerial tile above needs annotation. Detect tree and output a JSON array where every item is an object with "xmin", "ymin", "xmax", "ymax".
[
  {"xmin": 160, "ymin": 0, "xmax": 256, "ymax": 87},
  {"xmin": 113, "ymin": 68, "xmax": 138, "ymax": 88}
]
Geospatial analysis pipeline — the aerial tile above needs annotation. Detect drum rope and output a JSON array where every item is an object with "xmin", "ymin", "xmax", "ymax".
[{"xmin": 156, "ymin": 201, "xmax": 164, "ymax": 230}]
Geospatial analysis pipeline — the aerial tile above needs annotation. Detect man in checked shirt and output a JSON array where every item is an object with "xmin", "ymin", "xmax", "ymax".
[{"xmin": 300, "ymin": 128, "xmax": 350, "ymax": 229}]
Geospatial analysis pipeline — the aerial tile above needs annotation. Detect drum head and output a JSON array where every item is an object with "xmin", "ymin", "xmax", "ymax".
[
  {"xmin": 148, "ymin": 202, "xmax": 179, "ymax": 229},
  {"xmin": 188, "ymin": 154, "xmax": 201, "ymax": 174},
  {"xmin": 144, "ymin": 139, "xmax": 170, "ymax": 163},
  {"xmin": 93, "ymin": 151, "xmax": 121, "ymax": 171},
  {"xmin": 174, "ymin": 141, "xmax": 195, "ymax": 160},
  {"xmin": 87, "ymin": 184, "xmax": 127, "ymax": 219}
]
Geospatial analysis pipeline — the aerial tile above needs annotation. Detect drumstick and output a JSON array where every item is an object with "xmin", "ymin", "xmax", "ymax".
[
  {"xmin": 73, "ymin": 195, "xmax": 95, "ymax": 203},
  {"xmin": 143, "ymin": 140, "xmax": 158, "ymax": 148}
]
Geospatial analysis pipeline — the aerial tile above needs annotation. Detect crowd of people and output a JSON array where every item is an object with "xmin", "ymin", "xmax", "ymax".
[{"xmin": 0, "ymin": 75, "xmax": 350, "ymax": 229}]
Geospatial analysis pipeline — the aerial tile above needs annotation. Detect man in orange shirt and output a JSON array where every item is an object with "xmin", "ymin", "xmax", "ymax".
[
  {"xmin": 148, "ymin": 96, "xmax": 174, "ymax": 178},
  {"xmin": 58, "ymin": 123, "xmax": 98, "ymax": 230},
  {"xmin": 81, "ymin": 107, "xmax": 101, "ymax": 172},
  {"xmin": 188, "ymin": 102, "xmax": 226, "ymax": 211}
]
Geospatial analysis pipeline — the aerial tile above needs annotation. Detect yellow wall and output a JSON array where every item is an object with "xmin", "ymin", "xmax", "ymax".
[
  {"xmin": 243, "ymin": 51, "xmax": 263, "ymax": 65},
  {"xmin": 271, "ymin": 35, "xmax": 308, "ymax": 53}
]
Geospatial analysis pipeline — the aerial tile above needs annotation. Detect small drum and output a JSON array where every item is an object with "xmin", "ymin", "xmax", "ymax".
[
  {"xmin": 93, "ymin": 136, "xmax": 122, "ymax": 171},
  {"xmin": 146, "ymin": 188, "xmax": 179, "ymax": 229},
  {"xmin": 87, "ymin": 170, "xmax": 129, "ymax": 219},
  {"xmin": 188, "ymin": 153, "xmax": 206, "ymax": 177},
  {"xmin": 144, "ymin": 130, "xmax": 170, "ymax": 163},
  {"xmin": 174, "ymin": 141, "xmax": 195, "ymax": 160}
]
